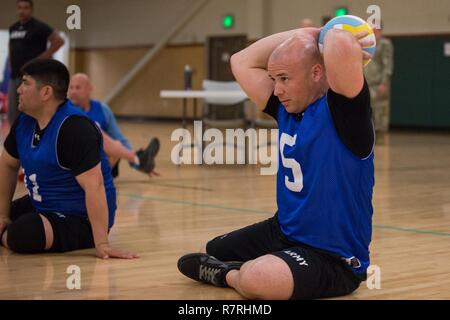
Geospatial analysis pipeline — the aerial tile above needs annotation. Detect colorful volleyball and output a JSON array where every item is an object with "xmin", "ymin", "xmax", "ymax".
[{"xmin": 318, "ymin": 15, "xmax": 376, "ymax": 66}]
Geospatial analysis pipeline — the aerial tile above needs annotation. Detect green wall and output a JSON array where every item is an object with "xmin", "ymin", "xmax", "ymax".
[{"xmin": 390, "ymin": 35, "xmax": 450, "ymax": 128}]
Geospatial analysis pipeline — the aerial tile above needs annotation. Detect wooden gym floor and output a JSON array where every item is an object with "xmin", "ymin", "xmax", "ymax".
[{"xmin": 1, "ymin": 119, "xmax": 450, "ymax": 299}]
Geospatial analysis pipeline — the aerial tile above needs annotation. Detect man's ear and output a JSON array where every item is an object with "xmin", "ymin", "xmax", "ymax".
[
  {"xmin": 311, "ymin": 63, "xmax": 324, "ymax": 82},
  {"xmin": 40, "ymin": 85, "xmax": 53, "ymax": 101}
]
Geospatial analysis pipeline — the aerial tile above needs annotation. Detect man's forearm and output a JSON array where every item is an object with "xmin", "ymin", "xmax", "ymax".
[
  {"xmin": 323, "ymin": 29, "xmax": 364, "ymax": 98},
  {"xmin": 38, "ymin": 36, "xmax": 64, "ymax": 59},
  {"xmin": 231, "ymin": 27, "xmax": 321, "ymax": 108},
  {"xmin": 0, "ymin": 165, "xmax": 18, "ymax": 223},
  {"xmin": 232, "ymin": 28, "xmax": 319, "ymax": 70},
  {"xmin": 102, "ymin": 131, "xmax": 135, "ymax": 162},
  {"xmin": 85, "ymin": 184, "xmax": 109, "ymax": 246},
  {"xmin": 38, "ymin": 45, "xmax": 61, "ymax": 59}
]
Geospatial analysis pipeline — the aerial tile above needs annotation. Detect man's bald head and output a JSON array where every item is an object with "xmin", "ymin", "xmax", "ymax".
[
  {"xmin": 300, "ymin": 18, "xmax": 314, "ymax": 28},
  {"xmin": 68, "ymin": 73, "xmax": 93, "ymax": 109},
  {"xmin": 267, "ymin": 34, "xmax": 327, "ymax": 114},
  {"xmin": 269, "ymin": 34, "xmax": 323, "ymax": 72},
  {"xmin": 71, "ymin": 73, "xmax": 92, "ymax": 89}
]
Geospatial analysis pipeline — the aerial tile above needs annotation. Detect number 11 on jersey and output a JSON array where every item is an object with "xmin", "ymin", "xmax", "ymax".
[{"xmin": 27, "ymin": 173, "xmax": 42, "ymax": 202}]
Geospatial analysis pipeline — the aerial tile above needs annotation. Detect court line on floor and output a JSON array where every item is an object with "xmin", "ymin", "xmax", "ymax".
[
  {"xmin": 118, "ymin": 193, "xmax": 450, "ymax": 237},
  {"xmin": 372, "ymin": 225, "xmax": 450, "ymax": 237},
  {"xmin": 116, "ymin": 180, "xmax": 213, "ymax": 191},
  {"xmin": 119, "ymin": 193, "xmax": 272, "ymax": 214}
]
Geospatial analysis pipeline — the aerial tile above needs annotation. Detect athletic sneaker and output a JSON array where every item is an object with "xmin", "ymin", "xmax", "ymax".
[
  {"xmin": 111, "ymin": 160, "xmax": 120, "ymax": 178},
  {"xmin": 177, "ymin": 253, "xmax": 243, "ymax": 287},
  {"xmin": 136, "ymin": 137, "xmax": 160, "ymax": 174}
]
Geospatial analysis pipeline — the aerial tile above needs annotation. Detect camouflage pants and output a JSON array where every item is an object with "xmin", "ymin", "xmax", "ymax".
[{"xmin": 370, "ymin": 87, "xmax": 390, "ymax": 132}]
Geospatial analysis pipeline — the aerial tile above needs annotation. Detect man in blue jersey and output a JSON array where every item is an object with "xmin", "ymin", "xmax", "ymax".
[
  {"xmin": 68, "ymin": 73, "xmax": 160, "ymax": 178},
  {"xmin": 0, "ymin": 59, "xmax": 138, "ymax": 259},
  {"xmin": 178, "ymin": 27, "xmax": 375, "ymax": 299}
]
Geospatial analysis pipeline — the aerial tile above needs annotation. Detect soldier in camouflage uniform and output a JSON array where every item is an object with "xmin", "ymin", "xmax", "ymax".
[{"xmin": 365, "ymin": 26, "xmax": 394, "ymax": 133}]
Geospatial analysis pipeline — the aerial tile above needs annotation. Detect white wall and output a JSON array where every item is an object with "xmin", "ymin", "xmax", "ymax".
[
  {"xmin": 0, "ymin": 30, "xmax": 8, "ymax": 83},
  {"xmin": 53, "ymin": 31, "xmax": 70, "ymax": 67}
]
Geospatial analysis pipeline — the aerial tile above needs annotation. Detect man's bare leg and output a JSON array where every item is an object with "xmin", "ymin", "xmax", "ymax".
[
  {"xmin": 226, "ymin": 255, "xmax": 293, "ymax": 299},
  {"xmin": 102, "ymin": 132, "xmax": 136, "ymax": 163}
]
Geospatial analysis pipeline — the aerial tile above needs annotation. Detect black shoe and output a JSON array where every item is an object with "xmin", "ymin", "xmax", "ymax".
[
  {"xmin": 136, "ymin": 137, "xmax": 160, "ymax": 173},
  {"xmin": 111, "ymin": 160, "xmax": 120, "ymax": 178},
  {"xmin": 177, "ymin": 253, "xmax": 243, "ymax": 287}
]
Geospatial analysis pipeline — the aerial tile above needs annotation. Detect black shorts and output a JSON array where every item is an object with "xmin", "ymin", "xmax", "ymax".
[
  {"xmin": 9, "ymin": 195, "xmax": 95, "ymax": 252},
  {"xmin": 206, "ymin": 214, "xmax": 363, "ymax": 300}
]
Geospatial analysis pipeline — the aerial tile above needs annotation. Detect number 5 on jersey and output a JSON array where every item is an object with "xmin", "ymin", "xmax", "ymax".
[{"xmin": 280, "ymin": 133, "xmax": 303, "ymax": 192}]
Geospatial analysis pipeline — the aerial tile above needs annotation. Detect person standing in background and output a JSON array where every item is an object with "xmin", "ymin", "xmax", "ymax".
[
  {"xmin": 8, "ymin": 0, "xmax": 64, "ymax": 124},
  {"xmin": 365, "ymin": 24, "xmax": 394, "ymax": 135},
  {"xmin": 300, "ymin": 18, "xmax": 314, "ymax": 28}
]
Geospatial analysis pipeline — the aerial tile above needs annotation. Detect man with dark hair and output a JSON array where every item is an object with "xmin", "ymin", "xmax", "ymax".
[
  {"xmin": 8, "ymin": 0, "xmax": 65, "ymax": 124},
  {"xmin": 0, "ymin": 59, "xmax": 137, "ymax": 259}
]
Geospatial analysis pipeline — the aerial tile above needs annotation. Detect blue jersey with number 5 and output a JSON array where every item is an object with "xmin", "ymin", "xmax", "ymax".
[{"xmin": 275, "ymin": 94, "xmax": 374, "ymax": 274}]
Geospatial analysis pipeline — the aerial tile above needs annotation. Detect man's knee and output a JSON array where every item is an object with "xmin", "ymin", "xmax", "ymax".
[
  {"xmin": 6, "ymin": 213, "xmax": 52, "ymax": 253},
  {"xmin": 238, "ymin": 255, "xmax": 294, "ymax": 300},
  {"xmin": 9, "ymin": 195, "xmax": 36, "ymax": 221},
  {"xmin": 235, "ymin": 260, "xmax": 262, "ymax": 297}
]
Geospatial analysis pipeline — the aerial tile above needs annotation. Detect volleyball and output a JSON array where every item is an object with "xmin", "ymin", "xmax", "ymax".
[{"xmin": 318, "ymin": 15, "xmax": 376, "ymax": 66}]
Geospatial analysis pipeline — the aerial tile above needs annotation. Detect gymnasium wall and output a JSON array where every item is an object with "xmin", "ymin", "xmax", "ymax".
[
  {"xmin": 390, "ymin": 35, "xmax": 450, "ymax": 128},
  {"xmin": 268, "ymin": 0, "xmax": 450, "ymax": 35},
  {"xmin": 73, "ymin": 44, "xmax": 205, "ymax": 119},
  {"xmin": 0, "ymin": 0, "xmax": 73, "ymax": 32},
  {"xmin": 1, "ymin": 0, "xmax": 449, "ymax": 121},
  {"xmin": 3, "ymin": 0, "xmax": 448, "ymax": 45}
]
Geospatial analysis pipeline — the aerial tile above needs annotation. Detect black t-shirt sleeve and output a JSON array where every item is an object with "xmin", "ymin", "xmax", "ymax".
[
  {"xmin": 57, "ymin": 116, "xmax": 102, "ymax": 176},
  {"xmin": 3, "ymin": 117, "xmax": 20, "ymax": 159},
  {"xmin": 37, "ymin": 20, "xmax": 53, "ymax": 39},
  {"xmin": 262, "ymin": 93, "xmax": 280, "ymax": 121},
  {"xmin": 327, "ymin": 79, "xmax": 374, "ymax": 159}
]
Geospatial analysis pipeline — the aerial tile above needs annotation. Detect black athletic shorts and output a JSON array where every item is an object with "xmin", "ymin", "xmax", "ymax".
[
  {"xmin": 9, "ymin": 195, "xmax": 95, "ymax": 252},
  {"xmin": 206, "ymin": 213, "xmax": 364, "ymax": 300}
]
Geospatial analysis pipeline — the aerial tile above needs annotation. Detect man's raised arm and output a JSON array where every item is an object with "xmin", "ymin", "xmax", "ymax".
[
  {"xmin": 230, "ymin": 28, "xmax": 320, "ymax": 109},
  {"xmin": 323, "ymin": 29, "xmax": 372, "ymax": 98}
]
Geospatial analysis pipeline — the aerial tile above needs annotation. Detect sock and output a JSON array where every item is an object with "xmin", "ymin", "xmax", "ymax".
[{"xmin": 221, "ymin": 264, "xmax": 242, "ymax": 287}]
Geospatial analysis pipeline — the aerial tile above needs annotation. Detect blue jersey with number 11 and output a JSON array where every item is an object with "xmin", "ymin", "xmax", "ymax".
[{"xmin": 14, "ymin": 101, "xmax": 117, "ymax": 228}]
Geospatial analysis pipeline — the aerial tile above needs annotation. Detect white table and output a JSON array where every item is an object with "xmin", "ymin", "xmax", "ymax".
[
  {"xmin": 160, "ymin": 89, "xmax": 248, "ymax": 164},
  {"xmin": 160, "ymin": 90, "xmax": 248, "ymax": 128},
  {"xmin": 160, "ymin": 90, "xmax": 247, "ymax": 99}
]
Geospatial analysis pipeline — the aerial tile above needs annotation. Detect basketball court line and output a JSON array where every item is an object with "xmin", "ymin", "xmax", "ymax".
[
  {"xmin": 118, "ymin": 193, "xmax": 450, "ymax": 237},
  {"xmin": 120, "ymin": 193, "xmax": 271, "ymax": 214},
  {"xmin": 116, "ymin": 180, "xmax": 214, "ymax": 191}
]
